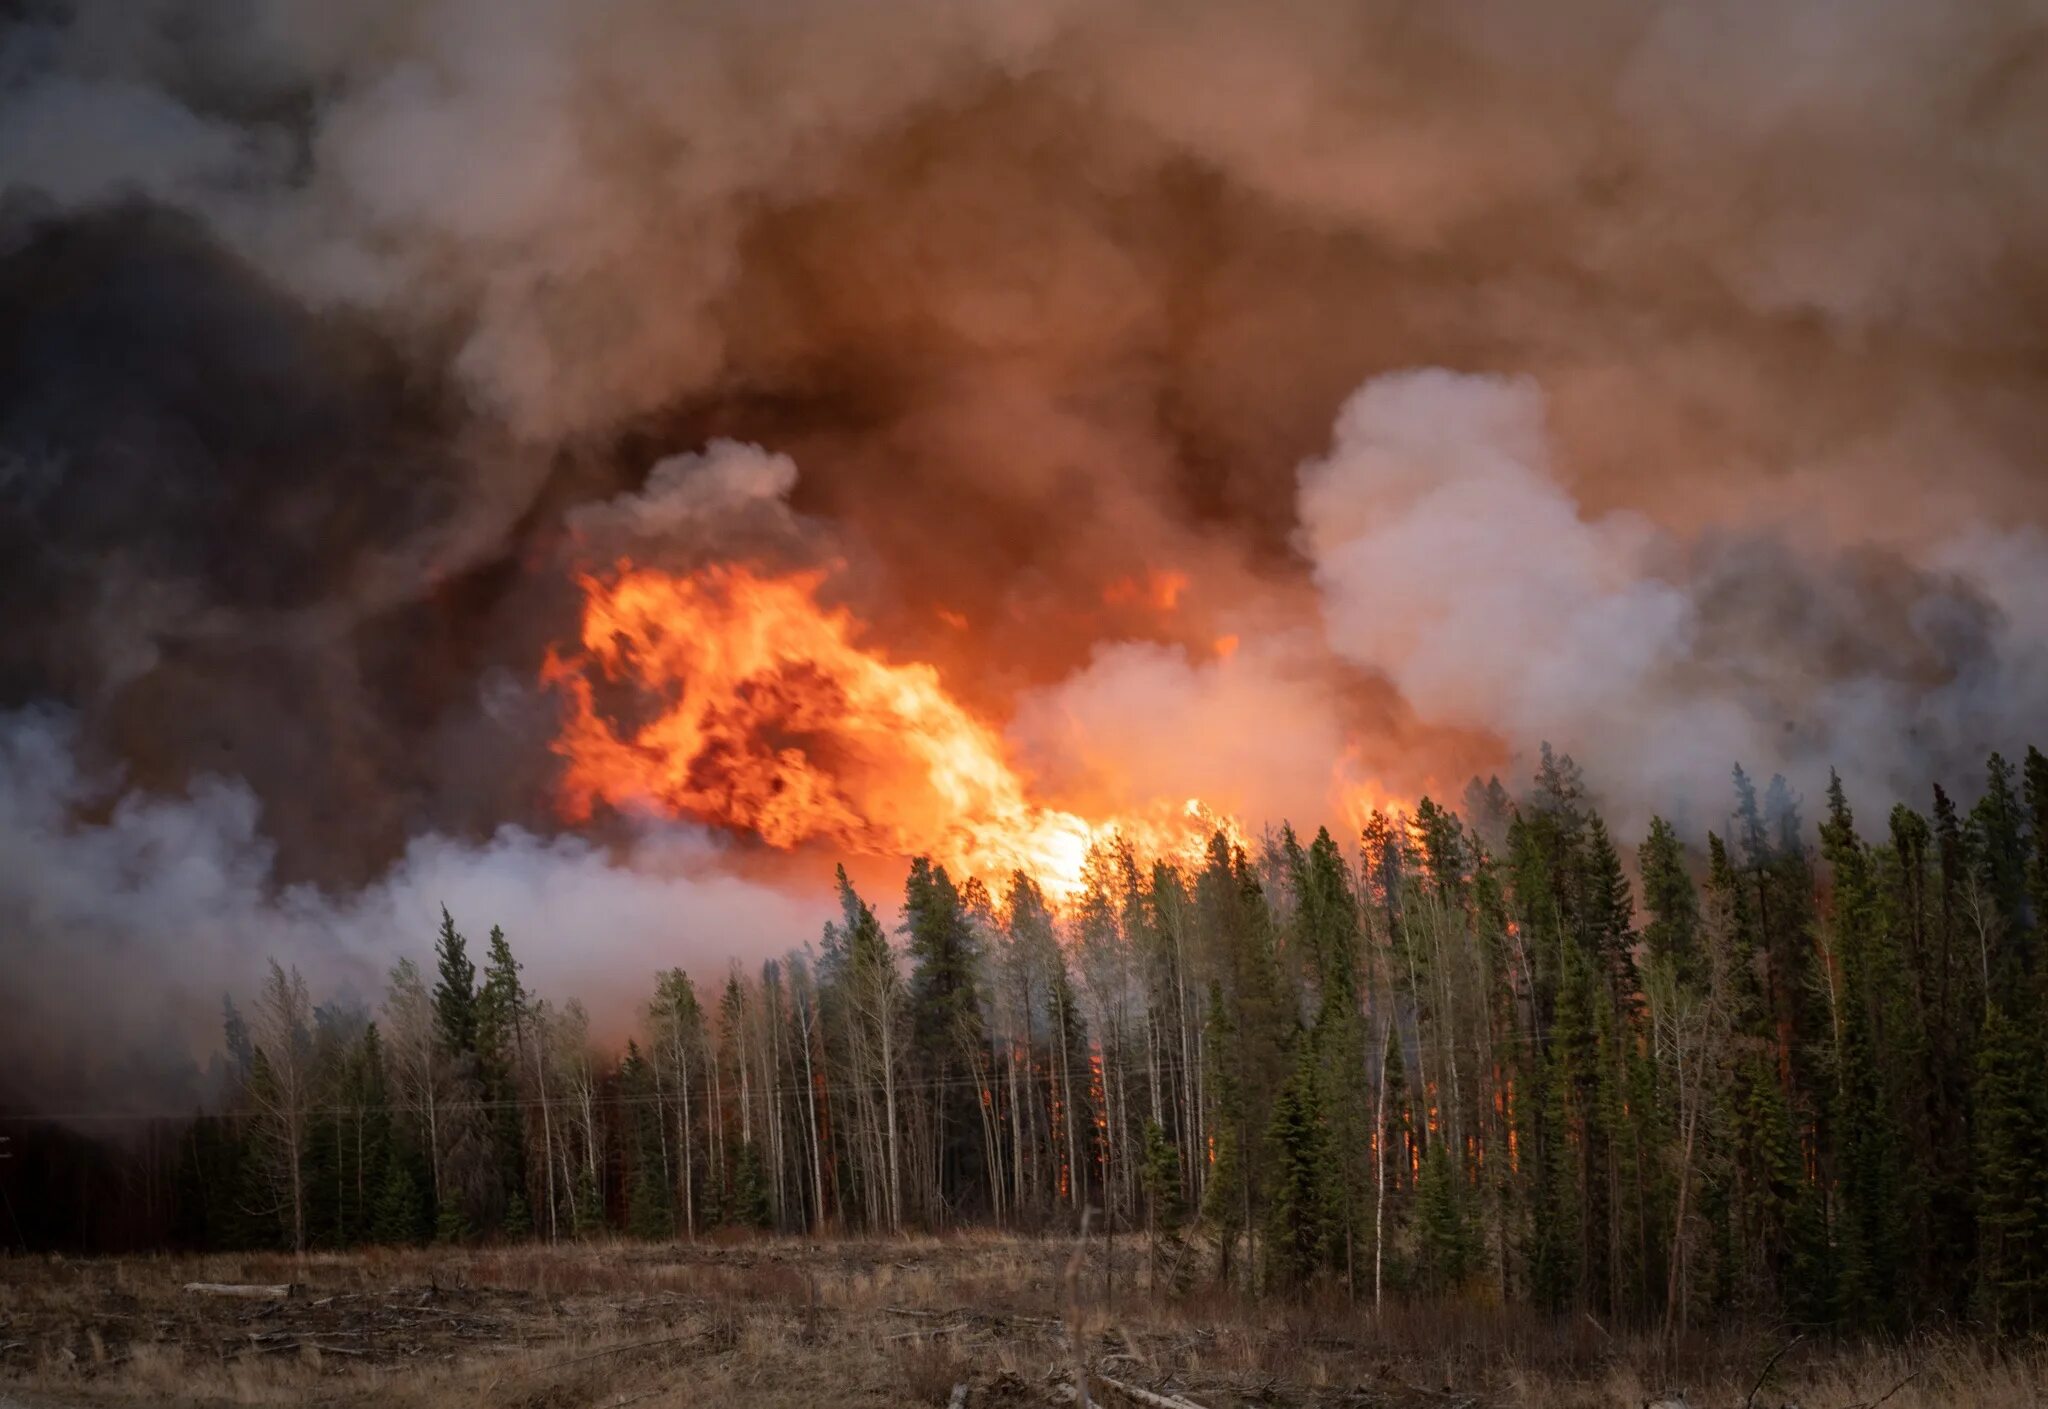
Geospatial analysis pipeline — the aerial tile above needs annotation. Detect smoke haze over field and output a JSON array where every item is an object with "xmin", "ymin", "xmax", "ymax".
[{"xmin": 5, "ymin": 0, "xmax": 2048, "ymax": 1106}]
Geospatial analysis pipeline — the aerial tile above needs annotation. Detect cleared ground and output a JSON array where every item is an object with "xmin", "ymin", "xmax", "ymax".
[{"xmin": 0, "ymin": 1236, "xmax": 2037, "ymax": 1408}]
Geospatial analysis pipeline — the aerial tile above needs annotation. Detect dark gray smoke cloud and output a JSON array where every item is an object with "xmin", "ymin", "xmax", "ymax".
[{"xmin": 4, "ymin": 0, "xmax": 2048, "ymax": 1105}]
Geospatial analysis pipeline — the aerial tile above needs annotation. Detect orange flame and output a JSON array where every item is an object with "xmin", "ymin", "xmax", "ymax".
[
  {"xmin": 1102, "ymin": 567, "xmax": 1188, "ymax": 613},
  {"xmin": 543, "ymin": 560, "xmax": 1224, "ymax": 896}
]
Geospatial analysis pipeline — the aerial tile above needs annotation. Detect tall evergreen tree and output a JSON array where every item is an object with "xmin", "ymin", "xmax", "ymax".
[
  {"xmin": 1973, "ymin": 1003, "xmax": 2048, "ymax": 1331},
  {"xmin": 903, "ymin": 856, "xmax": 990, "ymax": 1217},
  {"xmin": 1264, "ymin": 1045, "xmax": 1333, "ymax": 1292},
  {"xmin": 433, "ymin": 908, "xmax": 479, "ymax": 1057},
  {"xmin": 1640, "ymin": 817, "xmax": 1703, "ymax": 990}
]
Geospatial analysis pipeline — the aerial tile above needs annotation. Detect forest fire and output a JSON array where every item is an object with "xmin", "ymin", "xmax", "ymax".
[
  {"xmin": 543, "ymin": 559, "xmax": 1229, "ymax": 895},
  {"xmin": 13, "ymin": 0, "xmax": 2048, "ymax": 1377}
]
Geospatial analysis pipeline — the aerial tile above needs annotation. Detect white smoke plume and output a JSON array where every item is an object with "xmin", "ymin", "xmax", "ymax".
[
  {"xmin": 0, "ymin": 710, "xmax": 822, "ymax": 1114},
  {"xmin": 1299, "ymin": 370, "xmax": 2048, "ymax": 830}
]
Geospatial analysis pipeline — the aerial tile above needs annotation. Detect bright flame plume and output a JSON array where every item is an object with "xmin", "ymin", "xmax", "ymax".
[{"xmin": 543, "ymin": 561, "xmax": 1229, "ymax": 895}]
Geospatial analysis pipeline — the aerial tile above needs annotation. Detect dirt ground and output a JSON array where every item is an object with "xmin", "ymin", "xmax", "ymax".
[{"xmin": 0, "ymin": 1235, "xmax": 2039, "ymax": 1408}]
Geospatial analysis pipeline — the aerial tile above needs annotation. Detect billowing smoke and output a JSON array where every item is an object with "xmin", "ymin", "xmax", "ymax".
[
  {"xmin": 1296, "ymin": 371, "xmax": 2048, "ymax": 833},
  {"xmin": 0, "ymin": 710, "xmax": 817, "ymax": 1113},
  {"xmin": 5, "ymin": 0, "xmax": 2048, "ymax": 1106}
]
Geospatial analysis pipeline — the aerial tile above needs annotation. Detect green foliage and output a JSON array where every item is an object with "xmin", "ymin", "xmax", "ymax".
[
  {"xmin": 1974, "ymin": 1001, "xmax": 2048, "ymax": 1330},
  {"xmin": 731, "ymin": 1142, "xmax": 774, "ymax": 1231},
  {"xmin": 433, "ymin": 907, "xmax": 478, "ymax": 1056},
  {"xmin": 1640, "ymin": 817, "xmax": 1704, "ymax": 989},
  {"xmin": 1263, "ymin": 1045, "xmax": 1333, "ymax": 1292},
  {"xmin": 372, "ymin": 1145, "xmax": 428, "ymax": 1246},
  {"xmin": 628, "ymin": 1159, "xmax": 674, "ymax": 1241},
  {"xmin": 1415, "ymin": 1143, "xmax": 1478, "ymax": 1296},
  {"xmin": 172, "ymin": 739, "xmax": 2048, "ymax": 1336},
  {"xmin": 904, "ymin": 856, "xmax": 989, "ymax": 1204},
  {"xmin": 572, "ymin": 1164, "xmax": 605, "ymax": 1239},
  {"xmin": 1143, "ymin": 1120, "xmax": 1183, "ymax": 1232}
]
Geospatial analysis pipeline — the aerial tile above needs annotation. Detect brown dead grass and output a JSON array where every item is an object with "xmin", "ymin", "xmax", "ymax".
[{"xmin": 0, "ymin": 1236, "xmax": 2041, "ymax": 1408}]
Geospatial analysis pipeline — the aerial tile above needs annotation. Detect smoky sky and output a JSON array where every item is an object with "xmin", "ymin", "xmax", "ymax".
[{"xmin": 4, "ymin": 0, "xmax": 2048, "ymax": 1109}]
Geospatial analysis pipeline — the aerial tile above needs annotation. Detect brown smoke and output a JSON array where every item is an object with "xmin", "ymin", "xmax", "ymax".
[{"xmin": 4, "ymin": 0, "xmax": 2048, "ymax": 1103}]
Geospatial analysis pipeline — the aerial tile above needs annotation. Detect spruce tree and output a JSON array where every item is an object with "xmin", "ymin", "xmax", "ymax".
[
  {"xmin": 1263, "ymin": 1045, "xmax": 1332, "ymax": 1292},
  {"xmin": 476, "ymin": 925, "xmax": 531, "ymax": 1236},
  {"xmin": 1377, "ymin": 1020, "xmax": 1413, "ymax": 1294},
  {"xmin": 903, "ymin": 857, "xmax": 989, "ymax": 1213},
  {"xmin": 432, "ymin": 908, "xmax": 478, "ymax": 1056},
  {"xmin": 732, "ymin": 1142, "xmax": 774, "ymax": 1230},
  {"xmin": 1144, "ymin": 1120, "xmax": 1185, "ymax": 1230},
  {"xmin": 1415, "ymin": 1143, "xmax": 1476, "ymax": 1296},
  {"xmin": 1291, "ymin": 825, "xmax": 1369, "ymax": 1286},
  {"xmin": 621, "ymin": 1043, "xmax": 674, "ymax": 1240},
  {"xmin": 1972, "ymin": 754, "xmax": 2030, "ymax": 975},
  {"xmin": 1640, "ymin": 817, "xmax": 1704, "ymax": 990},
  {"xmin": 1199, "ymin": 981, "xmax": 1249, "ymax": 1286},
  {"xmin": 372, "ymin": 1143, "xmax": 427, "ymax": 1246},
  {"xmin": 1143, "ymin": 1120, "xmax": 1187, "ymax": 1292},
  {"xmin": 1973, "ymin": 1002, "xmax": 2048, "ymax": 1330},
  {"xmin": 2026, "ymin": 746, "xmax": 2048, "ymax": 957},
  {"xmin": 1821, "ymin": 774, "xmax": 1908, "ymax": 1326},
  {"xmin": 572, "ymin": 1164, "xmax": 605, "ymax": 1239}
]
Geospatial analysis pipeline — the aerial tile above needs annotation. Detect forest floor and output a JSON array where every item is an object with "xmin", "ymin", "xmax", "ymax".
[{"xmin": 0, "ymin": 1233, "xmax": 2039, "ymax": 1409}]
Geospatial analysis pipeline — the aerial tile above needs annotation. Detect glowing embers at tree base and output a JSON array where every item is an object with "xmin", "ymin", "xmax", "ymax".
[{"xmin": 543, "ymin": 560, "xmax": 1232, "ymax": 895}]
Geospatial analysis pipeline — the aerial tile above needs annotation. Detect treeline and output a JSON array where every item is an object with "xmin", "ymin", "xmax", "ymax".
[{"xmin": 177, "ymin": 746, "xmax": 2048, "ymax": 1334}]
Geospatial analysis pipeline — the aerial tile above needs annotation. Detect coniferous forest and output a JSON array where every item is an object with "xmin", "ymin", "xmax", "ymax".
[{"xmin": 21, "ymin": 745, "xmax": 2048, "ymax": 1340}]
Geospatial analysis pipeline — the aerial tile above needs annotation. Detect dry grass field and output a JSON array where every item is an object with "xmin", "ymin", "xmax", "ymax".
[{"xmin": 0, "ymin": 1235, "xmax": 2039, "ymax": 1409}]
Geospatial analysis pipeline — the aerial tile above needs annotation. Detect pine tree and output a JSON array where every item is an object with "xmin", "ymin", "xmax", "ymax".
[
  {"xmin": 834, "ymin": 866, "xmax": 907, "ymax": 1230},
  {"xmin": 2026, "ymin": 746, "xmax": 2048, "ymax": 961},
  {"xmin": 620, "ymin": 1043, "xmax": 674, "ymax": 1241},
  {"xmin": 1820, "ymin": 774, "xmax": 1908, "ymax": 1327},
  {"xmin": 1143, "ymin": 1120, "xmax": 1186, "ymax": 1292},
  {"xmin": 476, "ymin": 925, "xmax": 531, "ymax": 1238},
  {"xmin": 432, "ymin": 908, "xmax": 479, "ymax": 1057},
  {"xmin": 1144, "ymin": 1121, "xmax": 1185, "ymax": 1229},
  {"xmin": 1199, "ymin": 981, "xmax": 1248, "ymax": 1285},
  {"xmin": 1640, "ymin": 817, "xmax": 1704, "ymax": 991},
  {"xmin": 372, "ymin": 1143, "xmax": 427, "ymax": 1246},
  {"xmin": 1415, "ymin": 1143, "xmax": 1476, "ymax": 1296},
  {"xmin": 1581, "ymin": 816, "xmax": 1639, "ymax": 1006},
  {"xmin": 1195, "ymin": 832, "xmax": 1292, "ymax": 1268},
  {"xmin": 732, "ymin": 1142, "xmax": 774, "ymax": 1230},
  {"xmin": 1376, "ymin": 1020, "xmax": 1413, "ymax": 1296},
  {"xmin": 1291, "ymin": 825, "xmax": 1370, "ymax": 1288},
  {"xmin": 572, "ymin": 1163, "xmax": 605, "ymax": 1239},
  {"xmin": 1263, "ymin": 1045, "xmax": 1332, "ymax": 1292},
  {"xmin": 903, "ymin": 856, "xmax": 990, "ymax": 1218},
  {"xmin": 434, "ymin": 1190, "xmax": 472, "ymax": 1244},
  {"xmin": 1973, "ymin": 1001, "xmax": 2048, "ymax": 1330},
  {"xmin": 421, "ymin": 910, "xmax": 494, "ymax": 1239},
  {"xmin": 1973, "ymin": 755, "xmax": 2030, "ymax": 979},
  {"xmin": 1528, "ymin": 1026, "xmax": 1582, "ymax": 1312}
]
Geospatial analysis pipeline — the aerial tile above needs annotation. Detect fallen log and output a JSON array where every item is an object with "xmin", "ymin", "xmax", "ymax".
[
  {"xmin": 885, "ymin": 1324, "xmax": 971, "ymax": 1342},
  {"xmin": 1094, "ymin": 1374, "xmax": 1208, "ymax": 1409},
  {"xmin": 183, "ymin": 1283, "xmax": 298, "ymax": 1300}
]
